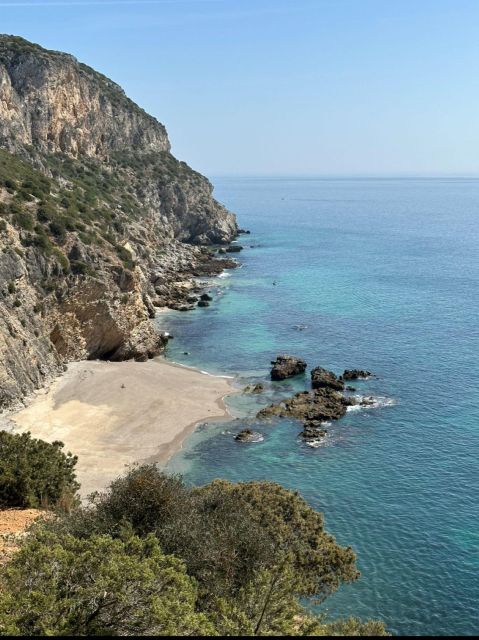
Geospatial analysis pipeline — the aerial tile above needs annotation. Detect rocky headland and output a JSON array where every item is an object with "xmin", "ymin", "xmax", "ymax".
[{"xmin": 0, "ymin": 35, "xmax": 240, "ymax": 410}]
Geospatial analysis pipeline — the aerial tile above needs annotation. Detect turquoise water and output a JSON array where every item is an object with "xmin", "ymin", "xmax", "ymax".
[{"xmin": 160, "ymin": 177, "xmax": 479, "ymax": 636}]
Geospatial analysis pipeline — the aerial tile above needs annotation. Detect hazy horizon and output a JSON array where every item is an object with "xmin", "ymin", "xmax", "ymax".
[{"xmin": 2, "ymin": 0, "xmax": 479, "ymax": 177}]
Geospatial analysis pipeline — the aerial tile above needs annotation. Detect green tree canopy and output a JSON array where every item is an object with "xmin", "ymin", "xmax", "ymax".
[
  {"xmin": 0, "ymin": 531, "xmax": 212, "ymax": 636},
  {"xmin": 0, "ymin": 430, "xmax": 78, "ymax": 509}
]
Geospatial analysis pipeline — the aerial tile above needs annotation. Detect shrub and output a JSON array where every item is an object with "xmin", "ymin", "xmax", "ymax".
[
  {"xmin": 41, "ymin": 465, "xmax": 388, "ymax": 636},
  {"xmin": 0, "ymin": 431, "xmax": 79, "ymax": 509},
  {"xmin": 0, "ymin": 532, "xmax": 211, "ymax": 636}
]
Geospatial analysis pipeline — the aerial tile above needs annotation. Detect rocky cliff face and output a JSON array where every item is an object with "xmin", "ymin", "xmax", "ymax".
[
  {"xmin": 0, "ymin": 36, "xmax": 170, "ymax": 158},
  {"xmin": 0, "ymin": 35, "xmax": 239, "ymax": 410}
]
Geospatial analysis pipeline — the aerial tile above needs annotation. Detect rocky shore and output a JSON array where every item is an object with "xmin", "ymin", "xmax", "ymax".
[{"xmin": 0, "ymin": 36, "xmax": 242, "ymax": 411}]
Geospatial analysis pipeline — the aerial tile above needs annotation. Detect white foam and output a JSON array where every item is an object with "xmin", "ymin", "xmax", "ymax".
[{"xmin": 347, "ymin": 395, "xmax": 396, "ymax": 411}]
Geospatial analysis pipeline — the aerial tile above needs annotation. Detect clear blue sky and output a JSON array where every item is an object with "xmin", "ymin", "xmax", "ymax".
[{"xmin": 1, "ymin": 0, "xmax": 479, "ymax": 176}]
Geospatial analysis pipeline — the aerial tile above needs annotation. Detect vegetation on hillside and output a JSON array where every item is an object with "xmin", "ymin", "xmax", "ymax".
[
  {"xmin": 0, "ymin": 459, "xmax": 389, "ymax": 636},
  {"xmin": 0, "ymin": 431, "xmax": 78, "ymax": 509}
]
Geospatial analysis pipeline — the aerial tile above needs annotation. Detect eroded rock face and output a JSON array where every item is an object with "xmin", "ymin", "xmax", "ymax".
[
  {"xmin": 270, "ymin": 355, "xmax": 307, "ymax": 381},
  {"xmin": 0, "ymin": 37, "xmax": 170, "ymax": 159},
  {"xmin": 0, "ymin": 35, "xmax": 240, "ymax": 410},
  {"xmin": 311, "ymin": 366, "xmax": 344, "ymax": 391}
]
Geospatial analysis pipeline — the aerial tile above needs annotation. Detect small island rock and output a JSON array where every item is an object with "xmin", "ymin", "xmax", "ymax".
[
  {"xmin": 341, "ymin": 369, "xmax": 372, "ymax": 380},
  {"xmin": 270, "ymin": 355, "xmax": 307, "ymax": 381}
]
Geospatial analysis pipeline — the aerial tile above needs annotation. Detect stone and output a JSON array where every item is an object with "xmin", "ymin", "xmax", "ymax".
[
  {"xmin": 235, "ymin": 429, "xmax": 262, "ymax": 443},
  {"xmin": 270, "ymin": 355, "xmax": 307, "ymax": 381},
  {"xmin": 341, "ymin": 369, "xmax": 373, "ymax": 380},
  {"xmin": 244, "ymin": 383, "xmax": 265, "ymax": 394},
  {"xmin": 311, "ymin": 367, "xmax": 344, "ymax": 391}
]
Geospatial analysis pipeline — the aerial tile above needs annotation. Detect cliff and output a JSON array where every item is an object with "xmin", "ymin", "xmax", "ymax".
[{"xmin": 0, "ymin": 35, "xmax": 238, "ymax": 410}]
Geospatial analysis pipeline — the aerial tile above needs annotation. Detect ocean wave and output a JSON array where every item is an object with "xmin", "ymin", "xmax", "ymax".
[{"xmin": 347, "ymin": 395, "xmax": 396, "ymax": 411}]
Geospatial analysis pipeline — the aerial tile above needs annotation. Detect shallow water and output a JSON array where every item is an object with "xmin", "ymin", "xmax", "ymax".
[{"xmin": 160, "ymin": 177, "xmax": 479, "ymax": 636}]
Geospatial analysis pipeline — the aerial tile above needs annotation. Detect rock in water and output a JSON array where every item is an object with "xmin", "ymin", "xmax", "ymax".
[
  {"xmin": 342, "ymin": 369, "xmax": 373, "ymax": 380},
  {"xmin": 244, "ymin": 383, "xmax": 265, "ymax": 394},
  {"xmin": 299, "ymin": 425, "xmax": 328, "ymax": 441},
  {"xmin": 235, "ymin": 429, "xmax": 262, "ymax": 443},
  {"xmin": 257, "ymin": 388, "xmax": 355, "ymax": 424},
  {"xmin": 270, "ymin": 355, "xmax": 307, "ymax": 381},
  {"xmin": 311, "ymin": 367, "xmax": 344, "ymax": 391}
]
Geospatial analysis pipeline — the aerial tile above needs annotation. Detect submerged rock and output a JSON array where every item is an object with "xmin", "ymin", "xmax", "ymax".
[
  {"xmin": 270, "ymin": 355, "xmax": 307, "ymax": 381},
  {"xmin": 311, "ymin": 367, "xmax": 344, "ymax": 391},
  {"xmin": 299, "ymin": 425, "xmax": 328, "ymax": 441},
  {"xmin": 342, "ymin": 369, "xmax": 372, "ymax": 380},
  {"xmin": 244, "ymin": 383, "xmax": 265, "ymax": 394},
  {"xmin": 235, "ymin": 429, "xmax": 263, "ymax": 443},
  {"xmin": 197, "ymin": 300, "xmax": 210, "ymax": 308},
  {"xmin": 226, "ymin": 244, "xmax": 243, "ymax": 253}
]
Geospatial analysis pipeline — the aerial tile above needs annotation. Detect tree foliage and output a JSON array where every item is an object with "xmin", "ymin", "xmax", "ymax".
[
  {"xmin": 0, "ymin": 531, "xmax": 212, "ymax": 636},
  {"xmin": 0, "ymin": 430, "xmax": 78, "ymax": 509},
  {"xmin": 0, "ymin": 462, "xmax": 389, "ymax": 635}
]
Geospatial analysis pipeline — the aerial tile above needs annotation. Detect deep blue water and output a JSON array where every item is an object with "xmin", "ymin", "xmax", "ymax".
[{"xmin": 159, "ymin": 177, "xmax": 479, "ymax": 636}]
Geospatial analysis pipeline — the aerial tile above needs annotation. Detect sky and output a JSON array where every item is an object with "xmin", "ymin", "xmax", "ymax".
[{"xmin": 1, "ymin": 0, "xmax": 479, "ymax": 176}]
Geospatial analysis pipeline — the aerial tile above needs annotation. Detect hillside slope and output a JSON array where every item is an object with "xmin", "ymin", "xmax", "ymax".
[{"xmin": 0, "ymin": 35, "xmax": 238, "ymax": 410}]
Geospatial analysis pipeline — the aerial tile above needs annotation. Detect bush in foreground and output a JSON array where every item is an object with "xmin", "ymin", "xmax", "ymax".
[
  {"xmin": 0, "ymin": 531, "xmax": 212, "ymax": 636},
  {"xmin": 0, "ymin": 430, "xmax": 78, "ymax": 509},
  {"xmin": 26, "ymin": 464, "xmax": 389, "ymax": 636}
]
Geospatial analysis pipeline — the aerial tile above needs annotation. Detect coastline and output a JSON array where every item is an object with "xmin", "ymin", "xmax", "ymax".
[{"xmin": 9, "ymin": 357, "xmax": 235, "ymax": 499}]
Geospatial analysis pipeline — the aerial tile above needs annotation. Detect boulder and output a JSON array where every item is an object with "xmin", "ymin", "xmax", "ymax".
[
  {"xmin": 300, "ymin": 425, "xmax": 328, "ymax": 440},
  {"xmin": 235, "ymin": 429, "xmax": 262, "ymax": 443},
  {"xmin": 270, "ymin": 355, "xmax": 306, "ymax": 381},
  {"xmin": 226, "ymin": 245, "xmax": 243, "ymax": 253},
  {"xmin": 200, "ymin": 293, "xmax": 213, "ymax": 301},
  {"xmin": 244, "ymin": 383, "xmax": 265, "ymax": 394},
  {"xmin": 341, "ymin": 369, "xmax": 372, "ymax": 380},
  {"xmin": 311, "ymin": 367, "xmax": 344, "ymax": 391},
  {"xmin": 197, "ymin": 300, "xmax": 209, "ymax": 307}
]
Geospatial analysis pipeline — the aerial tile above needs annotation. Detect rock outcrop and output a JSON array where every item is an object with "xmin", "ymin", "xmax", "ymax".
[
  {"xmin": 234, "ymin": 429, "xmax": 263, "ymax": 443},
  {"xmin": 341, "ymin": 369, "xmax": 373, "ymax": 380},
  {"xmin": 270, "ymin": 355, "xmax": 307, "ymax": 381},
  {"xmin": 311, "ymin": 367, "xmax": 344, "ymax": 391},
  {"xmin": 0, "ymin": 35, "xmax": 239, "ymax": 410},
  {"xmin": 257, "ymin": 388, "xmax": 355, "ymax": 425}
]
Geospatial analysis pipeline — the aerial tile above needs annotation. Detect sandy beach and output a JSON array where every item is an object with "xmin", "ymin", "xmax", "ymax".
[{"xmin": 10, "ymin": 359, "xmax": 233, "ymax": 498}]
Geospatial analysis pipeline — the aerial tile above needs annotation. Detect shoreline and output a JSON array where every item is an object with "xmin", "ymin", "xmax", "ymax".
[{"xmin": 9, "ymin": 357, "xmax": 235, "ymax": 499}]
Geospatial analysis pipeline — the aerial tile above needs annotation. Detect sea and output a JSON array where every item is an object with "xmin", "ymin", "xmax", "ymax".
[{"xmin": 158, "ymin": 176, "xmax": 479, "ymax": 637}]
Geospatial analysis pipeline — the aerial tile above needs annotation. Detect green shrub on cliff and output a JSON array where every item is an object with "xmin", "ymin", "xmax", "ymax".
[
  {"xmin": 0, "ymin": 431, "xmax": 79, "ymax": 509},
  {"xmin": 0, "ymin": 531, "xmax": 211, "ymax": 636},
  {"xmin": 37, "ymin": 465, "xmax": 388, "ymax": 636}
]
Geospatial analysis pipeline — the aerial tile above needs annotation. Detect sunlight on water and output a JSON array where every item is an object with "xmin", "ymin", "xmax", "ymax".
[{"xmin": 160, "ymin": 177, "xmax": 479, "ymax": 636}]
